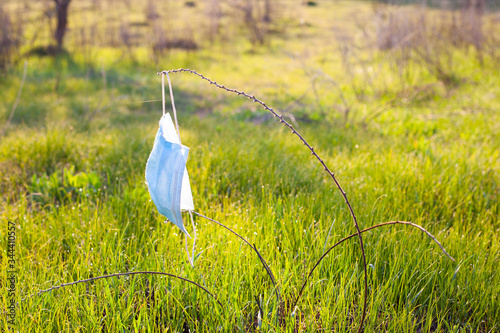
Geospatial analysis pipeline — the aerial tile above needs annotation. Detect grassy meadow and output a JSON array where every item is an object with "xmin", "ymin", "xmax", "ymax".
[{"xmin": 1, "ymin": 0, "xmax": 499, "ymax": 331}]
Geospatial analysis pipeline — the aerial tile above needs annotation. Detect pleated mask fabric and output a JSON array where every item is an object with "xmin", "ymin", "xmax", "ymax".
[{"xmin": 146, "ymin": 113, "xmax": 194, "ymax": 236}]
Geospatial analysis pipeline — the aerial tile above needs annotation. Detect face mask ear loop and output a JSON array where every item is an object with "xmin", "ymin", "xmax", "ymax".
[
  {"xmin": 185, "ymin": 232, "xmax": 193, "ymax": 267},
  {"xmin": 161, "ymin": 73, "xmax": 166, "ymax": 116},
  {"xmin": 189, "ymin": 210, "xmax": 196, "ymax": 266},
  {"xmin": 166, "ymin": 73, "xmax": 181, "ymax": 145}
]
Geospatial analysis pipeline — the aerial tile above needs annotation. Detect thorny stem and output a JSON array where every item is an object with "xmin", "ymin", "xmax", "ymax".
[
  {"xmin": 23, "ymin": 271, "xmax": 223, "ymax": 308},
  {"xmin": 193, "ymin": 212, "xmax": 280, "ymax": 309},
  {"xmin": 292, "ymin": 221, "xmax": 455, "ymax": 312},
  {"xmin": 160, "ymin": 69, "xmax": 368, "ymax": 330}
]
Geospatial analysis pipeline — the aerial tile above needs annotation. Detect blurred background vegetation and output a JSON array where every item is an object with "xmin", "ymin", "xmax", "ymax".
[{"xmin": 1, "ymin": 0, "xmax": 500, "ymax": 127}]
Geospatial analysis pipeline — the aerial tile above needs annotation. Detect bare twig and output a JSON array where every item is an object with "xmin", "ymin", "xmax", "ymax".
[
  {"xmin": 160, "ymin": 69, "xmax": 368, "ymax": 330},
  {"xmin": 193, "ymin": 211, "xmax": 280, "ymax": 308},
  {"xmin": 1, "ymin": 61, "xmax": 27, "ymax": 137},
  {"xmin": 291, "ymin": 220, "xmax": 455, "ymax": 312},
  {"xmin": 23, "ymin": 271, "xmax": 223, "ymax": 308}
]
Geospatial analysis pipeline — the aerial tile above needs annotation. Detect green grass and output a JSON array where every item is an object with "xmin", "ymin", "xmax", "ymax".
[{"xmin": 1, "ymin": 0, "xmax": 499, "ymax": 332}]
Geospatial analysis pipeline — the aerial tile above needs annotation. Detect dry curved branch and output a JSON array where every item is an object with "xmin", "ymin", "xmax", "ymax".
[
  {"xmin": 24, "ymin": 271, "xmax": 223, "ymax": 308},
  {"xmin": 291, "ymin": 220, "xmax": 455, "ymax": 312},
  {"xmin": 193, "ymin": 212, "xmax": 280, "ymax": 310}
]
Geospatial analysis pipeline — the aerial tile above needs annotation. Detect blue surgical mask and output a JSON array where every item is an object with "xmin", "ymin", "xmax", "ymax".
[{"xmin": 146, "ymin": 113, "xmax": 194, "ymax": 236}]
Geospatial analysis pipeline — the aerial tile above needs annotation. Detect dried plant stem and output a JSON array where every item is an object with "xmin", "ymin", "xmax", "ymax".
[
  {"xmin": 24, "ymin": 271, "xmax": 223, "ymax": 308},
  {"xmin": 193, "ymin": 211, "xmax": 280, "ymax": 307},
  {"xmin": 160, "ymin": 69, "xmax": 368, "ymax": 330},
  {"xmin": 1, "ymin": 61, "xmax": 27, "ymax": 137},
  {"xmin": 291, "ymin": 220, "xmax": 455, "ymax": 312}
]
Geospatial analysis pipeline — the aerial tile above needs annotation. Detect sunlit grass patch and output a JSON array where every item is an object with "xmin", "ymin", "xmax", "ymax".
[{"xmin": 0, "ymin": 0, "xmax": 499, "ymax": 331}]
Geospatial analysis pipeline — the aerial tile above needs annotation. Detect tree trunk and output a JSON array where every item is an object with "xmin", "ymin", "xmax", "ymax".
[
  {"xmin": 54, "ymin": 0, "xmax": 71, "ymax": 49},
  {"xmin": 263, "ymin": 0, "xmax": 271, "ymax": 23}
]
